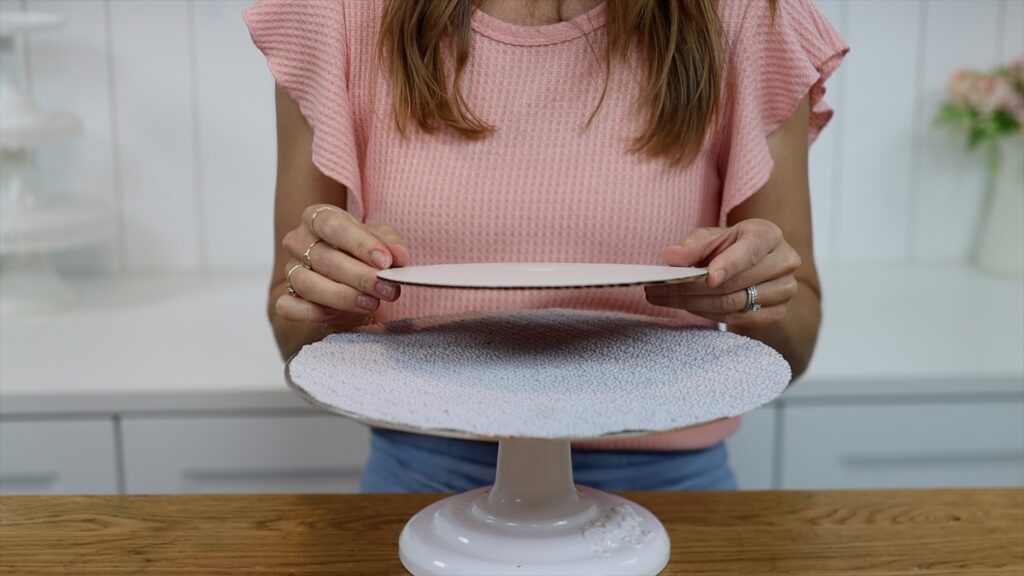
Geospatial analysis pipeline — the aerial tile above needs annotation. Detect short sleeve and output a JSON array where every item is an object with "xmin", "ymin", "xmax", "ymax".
[
  {"xmin": 243, "ymin": 0, "xmax": 364, "ymax": 220},
  {"xmin": 717, "ymin": 0, "xmax": 848, "ymax": 226}
]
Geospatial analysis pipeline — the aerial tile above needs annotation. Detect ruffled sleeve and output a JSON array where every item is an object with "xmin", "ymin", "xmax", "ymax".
[
  {"xmin": 717, "ymin": 0, "xmax": 848, "ymax": 225},
  {"xmin": 243, "ymin": 0, "xmax": 364, "ymax": 219}
]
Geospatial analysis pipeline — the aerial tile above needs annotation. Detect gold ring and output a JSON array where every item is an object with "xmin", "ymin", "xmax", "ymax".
[
  {"xmin": 302, "ymin": 239, "xmax": 321, "ymax": 270},
  {"xmin": 309, "ymin": 206, "xmax": 336, "ymax": 238},
  {"xmin": 286, "ymin": 263, "xmax": 303, "ymax": 297}
]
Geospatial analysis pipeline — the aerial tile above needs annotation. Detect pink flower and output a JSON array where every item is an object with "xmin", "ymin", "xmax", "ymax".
[
  {"xmin": 969, "ymin": 74, "xmax": 1023, "ymax": 115},
  {"xmin": 1006, "ymin": 56, "xmax": 1024, "ymax": 86},
  {"xmin": 947, "ymin": 69, "xmax": 977, "ymax": 106}
]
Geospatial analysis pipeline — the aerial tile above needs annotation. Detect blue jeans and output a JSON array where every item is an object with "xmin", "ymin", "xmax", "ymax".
[{"xmin": 360, "ymin": 428, "xmax": 737, "ymax": 493}]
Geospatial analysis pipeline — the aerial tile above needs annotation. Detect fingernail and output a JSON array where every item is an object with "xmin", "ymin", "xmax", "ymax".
[
  {"xmin": 370, "ymin": 250, "xmax": 390, "ymax": 269},
  {"xmin": 710, "ymin": 269, "xmax": 726, "ymax": 286},
  {"xmin": 322, "ymin": 307, "xmax": 340, "ymax": 318},
  {"xmin": 356, "ymin": 294, "xmax": 379, "ymax": 311},
  {"xmin": 376, "ymin": 281, "xmax": 397, "ymax": 300}
]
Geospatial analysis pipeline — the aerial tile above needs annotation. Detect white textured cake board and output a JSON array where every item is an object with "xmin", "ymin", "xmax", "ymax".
[
  {"xmin": 287, "ymin": 309, "xmax": 791, "ymax": 440},
  {"xmin": 286, "ymin": 309, "xmax": 791, "ymax": 576}
]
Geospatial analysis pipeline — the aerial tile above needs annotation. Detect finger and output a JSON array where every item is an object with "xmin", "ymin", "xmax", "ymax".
[
  {"xmin": 304, "ymin": 243, "xmax": 401, "ymax": 302},
  {"xmin": 659, "ymin": 248, "xmax": 800, "ymax": 296},
  {"xmin": 302, "ymin": 205, "xmax": 394, "ymax": 269},
  {"xmin": 281, "ymin": 225, "xmax": 321, "ymax": 265},
  {"xmin": 287, "ymin": 265, "xmax": 380, "ymax": 313},
  {"xmin": 645, "ymin": 297, "xmax": 788, "ymax": 329},
  {"xmin": 368, "ymin": 223, "xmax": 406, "ymax": 245},
  {"xmin": 368, "ymin": 224, "xmax": 412, "ymax": 268},
  {"xmin": 715, "ymin": 304, "xmax": 788, "ymax": 328},
  {"xmin": 274, "ymin": 294, "xmax": 343, "ymax": 323},
  {"xmin": 662, "ymin": 227, "xmax": 734, "ymax": 268},
  {"xmin": 383, "ymin": 243, "xmax": 411, "ymax": 267},
  {"xmin": 704, "ymin": 221, "xmax": 783, "ymax": 288},
  {"xmin": 304, "ymin": 204, "xmax": 344, "ymax": 238},
  {"xmin": 646, "ymin": 275, "xmax": 797, "ymax": 314}
]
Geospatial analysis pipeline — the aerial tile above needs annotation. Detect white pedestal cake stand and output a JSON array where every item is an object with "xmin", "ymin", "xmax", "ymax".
[
  {"xmin": 0, "ymin": 11, "xmax": 110, "ymax": 314},
  {"xmin": 286, "ymin": 308, "xmax": 791, "ymax": 575}
]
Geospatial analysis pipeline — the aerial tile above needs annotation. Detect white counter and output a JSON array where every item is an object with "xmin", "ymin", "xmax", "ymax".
[
  {"xmin": 2, "ymin": 265, "xmax": 1021, "ymax": 495},
  {"xmin": 1, "ymin": 265, "xmax": 1021, "ymax": 415}
]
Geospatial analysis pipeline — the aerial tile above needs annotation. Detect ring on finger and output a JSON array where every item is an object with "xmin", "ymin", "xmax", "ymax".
[
  {"xmin": 309, "ymin": 206, "xmax": 336, "ymax": 238},
  {"xmin": 744, "ymin": 285, "xmax": 761, "ymax": 312},
  {"xmin": 302, "ymin": 239, "xmax": 321, "ymax": 270},
  {"xmin": 286, "ymin": 263, "xmax": 303, "ymax": 297}
]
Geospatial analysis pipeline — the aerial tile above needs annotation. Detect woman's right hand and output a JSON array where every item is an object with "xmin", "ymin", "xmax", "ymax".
[{"xmin": 276, "ymin": 204, "xmax": 410, "ymax": 324}]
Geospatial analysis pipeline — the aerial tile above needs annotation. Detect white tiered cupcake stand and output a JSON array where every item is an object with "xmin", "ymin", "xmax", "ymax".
[
  {"xmin": 0, "ymin": 11, "xmax": 109, "ymax": 313},
  {"xmin": 286, "ymin": 288, "xmax": 791, "ymax": 575}
]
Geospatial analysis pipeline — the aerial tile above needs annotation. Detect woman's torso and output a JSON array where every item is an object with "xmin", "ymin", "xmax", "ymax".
[
  {"xmin": 244, "ymin": 0, "xmax": 848, "ymax": 450},
  {"xmin": 348, "ymin": 3, "xmax": 722, "ymax": 326}
]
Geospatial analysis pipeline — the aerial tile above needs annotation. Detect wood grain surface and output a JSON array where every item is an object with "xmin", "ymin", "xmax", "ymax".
[{"xmin": 1, "ymin": 489, "xmax": 1021, "ymax": 575}]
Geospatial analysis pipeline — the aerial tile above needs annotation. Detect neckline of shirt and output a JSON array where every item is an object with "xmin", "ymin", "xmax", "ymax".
[{"xmin": 470, "ymin": 2, "xmax": 608, "ymax": 47}]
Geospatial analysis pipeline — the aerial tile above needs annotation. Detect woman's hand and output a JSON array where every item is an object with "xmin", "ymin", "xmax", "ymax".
[
  {"xmin": 276, "ymin": 204, "xmax": 411, "ymax": 323},
  {"xmin": 645, "ymin": 218, "xmax": 802, "ymax": 328}
]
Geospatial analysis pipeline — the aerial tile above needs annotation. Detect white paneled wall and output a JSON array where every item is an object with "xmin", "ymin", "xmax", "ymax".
[
  {"xmin": 8, "ymin": 0, "xmax": 1024, "ymax": 274},
  {"xmin": 807, "ymin": 0, "xmax": 844, "ymax": 263},
  {"xmin": 108, "ymin": 0, "xmax": 201, "ymax": 271},
  {"xmin": 191, "ymin": 0, "xmax": 275, "ymax": 273},
  {"xmin": 913, "ymin": 0, "xmax": 1002, "ymax": 263},
  {"xmin": 1008, "ymin": 1, "xmax": 1024, "ymax": 59},
  {"xmin": 838, "ymin": 0, "xmax": 922, "ymax": 263}
]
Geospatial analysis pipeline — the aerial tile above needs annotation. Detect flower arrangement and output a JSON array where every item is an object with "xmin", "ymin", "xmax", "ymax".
[{"xmin": 936, "ymin": 57, "xmax": 1023, "ymax": 169}]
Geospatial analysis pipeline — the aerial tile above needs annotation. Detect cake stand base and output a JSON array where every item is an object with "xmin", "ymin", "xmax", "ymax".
[
  {"xmin": 399, "ymin": 439, "xmax": 670, "ymax": 576},
  {"xmin": 0, "ymin": 254, "xmax": 74, "ymax": 314}
]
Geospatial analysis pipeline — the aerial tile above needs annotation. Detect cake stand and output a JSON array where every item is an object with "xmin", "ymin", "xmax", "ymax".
[
  {"xmin": 287, "ymin": 307, "xmax": 791, "ymax": 575},
  {"xmin": 0, "ymin": 11, "xmax": 110, "ymax": 313}
]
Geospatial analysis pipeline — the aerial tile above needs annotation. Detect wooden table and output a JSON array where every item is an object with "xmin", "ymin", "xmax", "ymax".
[{"xmin": 1, "ymin": 489, "xmax": 1021, "ymax": 575}]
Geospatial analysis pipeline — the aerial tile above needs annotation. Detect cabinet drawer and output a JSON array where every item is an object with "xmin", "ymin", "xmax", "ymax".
[
  {"xmin": 781, "ymin": 401, "xmax": 1024, "ymax": 489},
  {"xmin": 122, "ymin": 414, "xmax": 369, "ymax": 494},
  {"xmin": 725, "ymin": 407, "xmax": 776, "ymax": 490},
  {"xmin": 0, "ymin": 419, "xmax": 118, "ymax": 495}
]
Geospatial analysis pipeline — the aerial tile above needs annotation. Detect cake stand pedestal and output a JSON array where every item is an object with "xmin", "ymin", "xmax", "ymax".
[{"xmin": 400, "ymin": 439, "xmax": 669, "ymax": 575}]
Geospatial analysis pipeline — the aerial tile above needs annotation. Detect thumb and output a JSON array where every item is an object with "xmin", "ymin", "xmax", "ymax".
[
  {"xmin": 383, "ymin": 242, "xmax": 411, "ymax": 268},
  {"xmin": 662, "ymin": 227, "xmax": 732, "ymax": 267},
  {"xmin": 367, "ymin": 226, "xmax": 412, "ymax": 268}
]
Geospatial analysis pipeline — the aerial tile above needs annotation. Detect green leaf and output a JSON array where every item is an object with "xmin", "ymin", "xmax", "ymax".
[
  {"xmin": 967, "ymin": 125, "xmax": 986, "ymax": 150},
  {"xmin": 986, "ymin": 141, "xmax": 999, "ymax": 173},
  {"xmin": 933, "ymin": 103, "xmax": 974, "ymax": 127},
  {"xmin": 991, "ymin": 110, "xmax": 1022, "ymax": 135}
]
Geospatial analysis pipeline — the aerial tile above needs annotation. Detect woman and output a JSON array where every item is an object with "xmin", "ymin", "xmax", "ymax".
[{"xmin": 244, "ymin": 0, "xmax": 847, "ymax": 492}]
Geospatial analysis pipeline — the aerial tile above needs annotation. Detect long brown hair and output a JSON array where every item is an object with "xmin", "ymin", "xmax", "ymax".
[{"xmin": 378, "ymin": 0, "xmax": 776, "ymax": 164}]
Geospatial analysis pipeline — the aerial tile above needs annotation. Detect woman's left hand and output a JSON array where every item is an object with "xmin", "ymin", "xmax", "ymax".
[{"xmin": 645, "ymin": 218, "xmax": 802, "ymax": 328}]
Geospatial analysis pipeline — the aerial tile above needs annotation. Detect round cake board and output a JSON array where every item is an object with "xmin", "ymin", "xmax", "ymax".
[
  {"xmin": 287, "ymin": 309, "xmax": 790, "ymax": 440},
  {"xmin": 376, "ymin": 262, "xmax": 708, "ymax": 290}
]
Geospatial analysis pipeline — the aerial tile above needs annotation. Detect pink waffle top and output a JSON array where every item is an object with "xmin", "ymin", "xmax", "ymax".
[{"xmin": 245, "ymin": 0, "xmax": 847, "ymax": 451}]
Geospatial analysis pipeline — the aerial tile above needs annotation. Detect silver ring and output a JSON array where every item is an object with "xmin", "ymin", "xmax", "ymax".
[
  {"xmin": 302, "ymin": 239, "xmax": 321, "ymax": 270},
  {"xmin": 309, "ymin": 206, "xmax": 335, "ymax": 238},
  {"xmin": 744, "ymin": 285, "xmax": 761, "ymax": 312},
  {"xmin": 286, "ymin": 263, "xmax": 303, "ymax": 297}
]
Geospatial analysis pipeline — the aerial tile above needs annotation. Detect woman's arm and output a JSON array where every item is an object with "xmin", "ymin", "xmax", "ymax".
[
  {"xmin": 726, "ymin": 96, "xmax": 821, "ymax": 377},
  {"xmin": 269, "ymin": 85, "xmax": 351, "ymax": 358},
  {"xmin": 269, "ymin": 86, "xmax": 409, "ymax": 360},
  {"xmin": 647, "ymin": 96, "xmax": 821, "ymax": 379}
]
